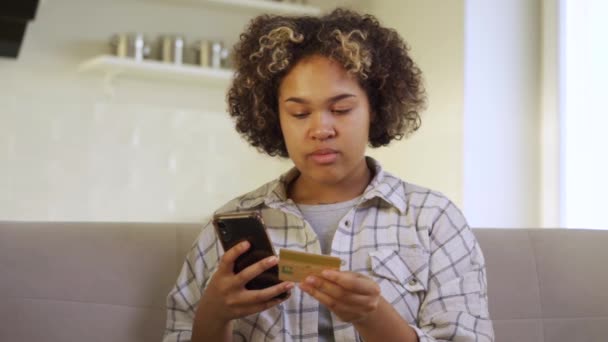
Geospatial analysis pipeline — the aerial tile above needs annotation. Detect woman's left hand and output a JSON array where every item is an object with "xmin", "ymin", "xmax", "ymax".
[{"xmin": 298, "ymin": 270, "xmax": 381, "ymax": 323}]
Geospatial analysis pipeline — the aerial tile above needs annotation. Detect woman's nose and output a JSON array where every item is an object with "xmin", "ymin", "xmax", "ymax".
[
  {"xmin": 310, "ymin": 112, "xmax": 335, "ymax": 140},
  {"xmin": 311, "ymin": 127, "xmax": 335, "ymax": 140}
]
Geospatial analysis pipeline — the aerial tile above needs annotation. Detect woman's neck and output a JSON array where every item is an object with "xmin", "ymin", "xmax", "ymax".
[{"xmin": 288, "ymin": 160, "xmax": 372, "ymax": 205}]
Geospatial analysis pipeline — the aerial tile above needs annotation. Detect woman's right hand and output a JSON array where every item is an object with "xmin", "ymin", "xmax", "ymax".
[{"xmin": 195, "ymin": 241, "xmax": 293, "ymax": 325}]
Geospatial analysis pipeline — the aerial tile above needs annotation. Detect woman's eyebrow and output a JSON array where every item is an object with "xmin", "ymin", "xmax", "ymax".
[{"xmin": 284, "ymin": 93, "xmax": 356, "ymax": 104}]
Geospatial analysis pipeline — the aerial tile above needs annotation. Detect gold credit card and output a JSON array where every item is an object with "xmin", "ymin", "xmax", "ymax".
[{"xmin": 278, "ymin": 249, "xmax": 341, "ymax": 282}]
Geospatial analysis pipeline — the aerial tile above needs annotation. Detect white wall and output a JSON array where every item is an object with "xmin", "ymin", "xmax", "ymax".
[
  {"xmin": 540, "ymin": 0, "xmax": 561, "ymax": 228},
  {"xmin": 365, "ymin": 0, "xmax": 466, "ymax": 207},
  {"xmin": 562, "ymin": 0, "xmax": 608, "ymax": 228},
  {"xmin": 368, "ymin": 0, "xmax": 544, "ymax": 228},
  {"xmin": 463, "ymin": 0, "xmax": 541, "ymax": 228}
]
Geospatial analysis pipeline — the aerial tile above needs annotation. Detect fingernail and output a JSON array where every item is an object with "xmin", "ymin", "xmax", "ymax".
[
  {"xmin": 241, "ymin": 241, "xmax": 250, "ymax": 249},
  {"xmin": 266, "ymin": 256, "xmax": 277, "ymax": 265},
  {"xmin": 285, "ymin": 282, "xmax": 294, "ymax": 289},
  {"xmin": 305, "ymin": 276, "xmax": 315, "ymax": 285},
  {"xmin": 321, "ymin": 270, "xmax": 332, "ymax": 277}
]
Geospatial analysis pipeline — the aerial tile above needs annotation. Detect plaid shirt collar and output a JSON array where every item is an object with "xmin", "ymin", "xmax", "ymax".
[{"xmin": 237, "ymin": 156, "xmax": 407, "ymax": 214}]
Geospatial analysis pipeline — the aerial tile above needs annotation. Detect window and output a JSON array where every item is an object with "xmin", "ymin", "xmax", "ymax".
[{"xmin": 561, "ymin": 0, "xmax": 608, "ymax": 228}]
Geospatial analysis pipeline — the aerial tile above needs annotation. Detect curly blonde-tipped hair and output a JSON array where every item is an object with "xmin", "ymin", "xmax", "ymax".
[{"xmin": 227, "ymin": 8, "xmax": 426, "ymax": 157}]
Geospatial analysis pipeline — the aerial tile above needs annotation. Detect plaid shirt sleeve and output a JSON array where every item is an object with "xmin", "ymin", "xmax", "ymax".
[
  {"xmin": 163, "ymin": 220, "xmax": 220, "ymax": 342},
  {"xmin": 412, "ymin": 200, "xmax": 494, "ymax": 341}
]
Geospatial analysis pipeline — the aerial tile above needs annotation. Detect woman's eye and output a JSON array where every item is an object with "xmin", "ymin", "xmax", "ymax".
[
  {"xmin": 332, "ymin": 109, "xmax": 351, "ymax": 114},
  {"xmin": 293, "ymin": 113, "xmax": 310, "ymax": 118}
]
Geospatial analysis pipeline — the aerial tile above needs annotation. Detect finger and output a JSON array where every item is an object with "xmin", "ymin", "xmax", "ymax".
[
  {"xmin": 299, "ymin": 282, "xmax": 377, "ymax": 322},
  {"xmin": 304, "ymin": 276, "xmax": 344, "ymax": 298},
  {"xmin": 238, "ymin": 293, "xmax": 290, "ymax": 317},
  {"xmin": 234, "ymin": 255, "xmax": 279, "ymax": 286},
  {"xmin": 241, "ymin": 281, "xmax": 294, "ymax": 304},
  {"xmin": 320, "ymin": 270, "xmax": 380, "ymax": 296},
  {"xmin": 303, "ymin": 276, "xmax": 373, "ymax": 307},
  {"xmin": 218, "ymin": 241, "xmax": 250, "ymax": 273},
  {"xmin": 299, "ymin": 281, "xmax": 351, "ymax": 312}
]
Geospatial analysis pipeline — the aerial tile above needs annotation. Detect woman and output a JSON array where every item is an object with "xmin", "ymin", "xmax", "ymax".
[{"xmin": 164, "ymin": 8, "xmax": 493, "ymax": 342}]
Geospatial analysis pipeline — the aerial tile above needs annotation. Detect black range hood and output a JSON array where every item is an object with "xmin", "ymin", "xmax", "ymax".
[{"xmin": 0, "ymin": 0, "xmax": 40, "ymax": 58}]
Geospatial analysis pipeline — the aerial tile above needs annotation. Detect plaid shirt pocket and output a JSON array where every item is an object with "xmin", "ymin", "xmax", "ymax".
[
  {"xmin": 369, "ymin": 248, "xmax": 430, "ymax": 323},
  {"xmin": 369, "ymin": 248, "xmax": 429, "ymax": 290}
]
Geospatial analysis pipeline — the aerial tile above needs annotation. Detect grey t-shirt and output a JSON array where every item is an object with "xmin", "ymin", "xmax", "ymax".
[
  {"xmin": 297, "ymin": 196, "xmax": 360, "ymax": 254},
  {"xmin": 296, "ymin": 196, "xmax": 360, "ymax": 342}
]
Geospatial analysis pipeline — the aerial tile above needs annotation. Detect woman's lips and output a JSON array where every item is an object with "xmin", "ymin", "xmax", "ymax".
[{"xmin": 308, "ymin": 149, "xmax": 339, "ymax": 164}]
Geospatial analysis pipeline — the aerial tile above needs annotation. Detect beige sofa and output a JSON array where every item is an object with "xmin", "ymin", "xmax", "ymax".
[{"xmin": 1, "ymin": 222, "xmax": 607, "ymax": 341}]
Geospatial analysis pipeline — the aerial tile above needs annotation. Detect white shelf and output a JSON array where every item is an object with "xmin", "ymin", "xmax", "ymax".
[
  {"xmin": 186, "ymin": 0, "xmax": 321, "ymax": 15},
  {"xmin": 78, "ymin": 55, "xmax": 234, "ymax": 84}
]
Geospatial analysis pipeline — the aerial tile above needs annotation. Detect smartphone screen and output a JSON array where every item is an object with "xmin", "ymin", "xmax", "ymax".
[{"xmin": 213, "ymin": 212, "xmax": 286, "ymax": 297}]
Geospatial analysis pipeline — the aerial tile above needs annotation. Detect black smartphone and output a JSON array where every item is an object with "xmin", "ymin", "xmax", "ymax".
[{"xmin": 212, "ymin": 212, "xmax": 287, "ymax": 298}]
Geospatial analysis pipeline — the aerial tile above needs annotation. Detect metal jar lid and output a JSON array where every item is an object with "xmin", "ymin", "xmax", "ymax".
[
  {"xmin": 159, "ymin": 35, "xmax": 186, "ymax": 65},
  {"xmin": 110, "ymin": 33, "xmax": 151, "ymax": 61}
]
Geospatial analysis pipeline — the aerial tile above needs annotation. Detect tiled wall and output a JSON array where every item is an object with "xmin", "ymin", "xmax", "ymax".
[{"xmin": 0, "ymin": 70, "xmax": 291, "ymax": 221}]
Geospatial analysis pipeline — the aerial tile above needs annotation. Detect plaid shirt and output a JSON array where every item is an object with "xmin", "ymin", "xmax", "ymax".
[{"xmin": 164, "ymin": 157, "xmax": 494, "ymax": 341}]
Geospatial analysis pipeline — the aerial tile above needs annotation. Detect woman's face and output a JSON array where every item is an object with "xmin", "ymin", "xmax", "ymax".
[{"xmin": 278, "ymin": 55, "xmax": 371, "ymax": 186}]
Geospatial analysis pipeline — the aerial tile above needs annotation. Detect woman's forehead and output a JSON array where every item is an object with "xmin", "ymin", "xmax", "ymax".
[{"xmin": 279, "ymin": 56, "xmax": 364, "ymax": 101}]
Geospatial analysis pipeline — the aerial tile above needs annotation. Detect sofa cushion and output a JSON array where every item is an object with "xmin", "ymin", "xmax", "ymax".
[
  {"xmin": 473, "ymin": 228, "xmax": 542, "ymax": 320},
  {"xmin": 531, "ymin": 229, "xmax": 608, "ymax": 318},
  {"xmin": 0, "ymin": 297, "xmax": 165, "ymax": 342},
  {"xmin": 0, "ymin": 222, "xmax": 197, "ymax": 309},
  {"xmin": 543, "ymin": 317, "xmax": 608, "ymax": 342},
  {"xmin": 492, "ymin": 319, "xmax": 544, "ymax": 342}
]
